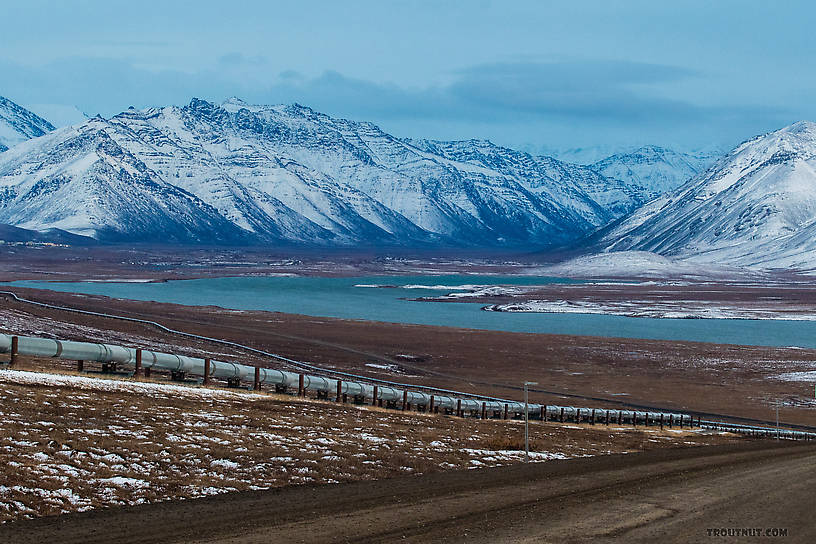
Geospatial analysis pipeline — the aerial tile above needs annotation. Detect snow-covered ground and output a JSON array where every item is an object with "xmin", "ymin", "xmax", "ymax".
[
  {"xmin": 528, "ymin": 251, "xmax": 755, "ymax": 280},
  {"xmin": 484, "ymin": 299, "xmax": 816, "ymax": 320}
]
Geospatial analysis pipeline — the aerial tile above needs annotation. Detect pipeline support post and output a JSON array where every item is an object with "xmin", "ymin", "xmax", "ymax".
[
  {"xmin": 429, "ymin": 394, "xmax": 434, "ymax": 413},
  {"xmin": 456, "ymin": 398, "xmax": 462, "ymax": 418},
  {"xmin": 402, "ymin": 390, "xmax": 408, "ymax": 411},
  {"xmin": 298, "ymin": 374, "xmax": 305, "ymax": 397},
  {"xmin": 372, "ymin": 385, "xmax": 378, "ymax": 406},
  {"xmin": 336, "ymin": 380, "xmax": 343, "ymax": 402},
  {"xmin": 134, "ymin": 348, "xmax": 142, "ymax": 378},
  {"xmin": 503, "ymin": 403, "xmax": 508, "ymax": 420},
  {"xmin": 481, "ymin": 402, "xmax": 486, "ymax": 420},
  {"xmin": 203, "ymin": 358, "xmax": 211, "ymax": 385},
  {"xmin": 10, "ymin": 336, "xmax": 18, "ymax": 366},
  {"xmin": 77, "ymin": 360, "xmax": 84, "ymax": 372}
]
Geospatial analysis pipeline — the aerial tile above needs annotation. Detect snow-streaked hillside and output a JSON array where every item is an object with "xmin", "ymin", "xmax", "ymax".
[
  {"xmin": 408, "ymin": 139, "xmax": 646, "ymax": 218},
  {"xmin": 592, "ymin": 145, "xmax": 718, "ymax": 197},
  {"xmin": 0, "ymin": 96, "xmax": 55, "ymax": 152},
  {"xmin": 0, "ymin": 118, "xmax": 247, "ymax": 243},
  {"xmin": 0, "ymin": 98, "xmax": 634, "ymax": 247},
  {"xmin": 530, "ymin": 250, "xmax": 749, "ymax": 279},
  {"xmin": 600, "ymin": 121, "xmax": 816, "ymax": 269}
]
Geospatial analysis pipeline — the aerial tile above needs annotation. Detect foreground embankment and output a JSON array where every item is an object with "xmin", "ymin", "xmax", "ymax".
[
  {"xmin": 2, "ymin": 441, "xmax": 813, "ymax": 543},
  {"xmin": 0, "ymin": 367, "xmax": 736, "ymax": 522}
]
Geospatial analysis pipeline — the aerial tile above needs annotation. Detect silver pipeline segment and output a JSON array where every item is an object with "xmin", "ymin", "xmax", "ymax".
[
  {"xmin": 0, "ymin": 332, "xmax": 702, "ymax": 425},
  {"xmin": 0, "ymin": 333, "xmax": 520, "ymax": 411},
  {"xmin": 699, "ymin": 420, "xmax": 816, "ymax": 440},
  {"xmin": 0, "ymin": 290, "xmax": 536, "ymax": 405}
]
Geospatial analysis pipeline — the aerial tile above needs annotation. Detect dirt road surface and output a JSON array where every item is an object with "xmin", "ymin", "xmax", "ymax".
[{"xmin": 2, "ymin": 441, "xmax": 814, "ymax": 543}]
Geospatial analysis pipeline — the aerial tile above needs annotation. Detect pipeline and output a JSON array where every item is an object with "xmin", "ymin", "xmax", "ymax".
[
  {"xmin": 699, "ymin": 420, "xmax": 816, "ymax": 440},
  {"xmin": 0, "ymin": 290, "xmax": 537, "ymax": 404},
  {"xmin": 0, "ymin": 332, "xmax": 704, "ymax": 425}
]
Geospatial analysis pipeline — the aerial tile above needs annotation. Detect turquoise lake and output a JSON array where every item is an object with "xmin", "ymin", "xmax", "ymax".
[{"xmin": 6, "ymin": 275, "xmax": 816, "ymax": 348}]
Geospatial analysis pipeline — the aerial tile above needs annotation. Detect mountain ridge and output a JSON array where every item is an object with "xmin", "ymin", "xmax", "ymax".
[
  {"xmin": 0, "ymin": 97, "xmax": 647, "ymax": 247},
  {"xmin": 597, "ymin": 120, "xmax": 816, "ymax": 269},
  {"xmin": 0, "ymin": 96, "xmax": 55, "ymax": 152}
]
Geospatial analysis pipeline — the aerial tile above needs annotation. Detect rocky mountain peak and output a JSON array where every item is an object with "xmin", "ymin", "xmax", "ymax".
[{"xmin": 0, "ymin": 96, "xmax": 56, "ymax": 152}]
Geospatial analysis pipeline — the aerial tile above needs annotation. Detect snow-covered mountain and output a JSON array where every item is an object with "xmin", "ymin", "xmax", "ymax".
[
  {"xmin": 0, "ymin": 118, "xmax": 248, "ymax": 243},
  {"xmin": 529, "ymin": 143, "xmax": 637, "ymax": 165},
  {"xmin": 599, "ymin": 121, "xmax": 816, "ymax": 269},
  {"xmin": 408, "ymin": 139, "xmax": 647, "ymax": 218},
  {"xmin": 592, "ymin": 145, "xmax": 719, "ymax": 197},
  {"xmin": 0, "ymin": 96, "xmax": 55, "ymax": 152},
  {"xmin": 0, "ymin": 98, "xmax": 632, "ymax": 247}
]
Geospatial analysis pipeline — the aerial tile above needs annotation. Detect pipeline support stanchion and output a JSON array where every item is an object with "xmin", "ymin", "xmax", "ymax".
[
  {"xmin": 372, "ymin": 385, "xmax": 378, "ymax": 406},
  {"xmin": 134, "ymin": 348, "xmax": 142, "ymax": 378},
  {"xmin": 10, "ymin": 336, "xmax": 18, "ymax": 366},
  {"xmin": 481, "ymin": 402, "xmax": 486, "ymax": 420},
  {"xmin": 402, "ymin": 390, "xmax": 408, "ymax": 411},
  {"xmin": 77, "ymin": 359, "xmax": 84, "ymax": 372},
  {"xmin": 254, "ymin": 367, "xmax": 261, "ymax": 391},
  {"xmin": 336, "ymin": 380, "xmax": 343, "ymax": 402},
  {"xmin": 203, "ymin": 358, "xmax": 211, "ymax": 385},
  {"xmin": 457, "ymin": 398, "xmax": 462, "ymax": 418}
]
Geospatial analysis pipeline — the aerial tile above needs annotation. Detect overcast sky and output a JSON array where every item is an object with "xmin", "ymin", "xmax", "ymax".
[{"xmin": 2, "ymin": 0, "xmax": 814, "ymax": 154}]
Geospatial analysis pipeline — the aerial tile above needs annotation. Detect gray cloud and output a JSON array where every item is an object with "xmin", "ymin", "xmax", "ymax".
[{"xmin": 0, "ymin": 57, "xmax": 799, "ymax": 150}]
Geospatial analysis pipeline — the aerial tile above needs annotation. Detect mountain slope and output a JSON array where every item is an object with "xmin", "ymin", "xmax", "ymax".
[
  {"xmin": 592, "ymin": 145, "xmax": 718, "ymax": 197},
  {"xmin": 0, "ymin": 98, "xmax": 628, "ymax": 247},
  {"xmin": 599, "ymin": 121, "xmax": 816, "ymax": 269},
  {"xmin": 0, "ymin": 118, "xmax": 248, "ymax": 243},
  {"xmin": 407, "ymin": 138, "xmax": 646, "ymax": 219},
  {"xmin": 0, "ymin": 96, "xmax": 55, "ymax": 152}
]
